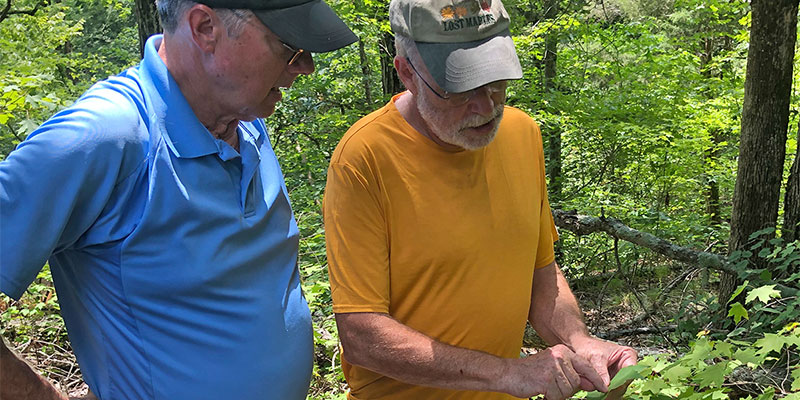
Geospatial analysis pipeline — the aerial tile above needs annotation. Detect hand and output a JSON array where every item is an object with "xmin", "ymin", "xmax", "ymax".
[
  {"xmin": 500, "ymin": 344, "xmax": 608, "ymax": 400},
  {"xmin": 572, "ymin": 338, "xmax": 639, "ymax": 399}
]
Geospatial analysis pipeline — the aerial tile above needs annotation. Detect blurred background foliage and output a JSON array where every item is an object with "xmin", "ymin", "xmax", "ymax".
[{"xmin": 0, "ymin": 0, "xmax": 798, "ymax": 398}]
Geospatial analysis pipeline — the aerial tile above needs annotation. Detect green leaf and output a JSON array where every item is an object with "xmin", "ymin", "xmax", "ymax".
[
  {"xmin": 728, "ymin": 281, "xmax": 749, "ymax": 303},
  {"xmin": 583, "ymin": 390, "xmax": 606, "ymax": 400},
  {"xmin": 733, "ymin": 347, "xmax": 763, "ymax": 366},
  {"xmin": 663, "ymin": 364, "xmax": 692, "ymax": 383},
  {"xmin": 754, "ymin": 333, "xmax": 785, "ymax": 356},
  {"xmin": 748, "ymin": 227, "xmax": 775, "ymax": 240},
  {"xmin": 756, "ymin": 387, "xmax": 775, "ymax": 400},
  {"xmin": 694, "ymin": 361, "xmax": 728, "ymax": 388},
  {"xmin": 791, "ymin": 367, "xmax": 800, "ymax": 391},
  {"xmin": 639, "ymin": 378, "xmax": 667, "ymax": 394},
  {"xmin": 608, "ymin": 364, "xmax": 647, "ymax": 390},
  {"xmin": 745, "ymin": 285, "xmax": 780, "ymax": 304},
  {"xmin": 727, "ymin": 302, "xmax": 748, "ymax": 324},
  {"xmin": 713, "ymin": 341, "xmax": 734, "ymax": 358},
  {"xmin": 683, "ymin": 337, "xmax": 713, "ymax": 365}
]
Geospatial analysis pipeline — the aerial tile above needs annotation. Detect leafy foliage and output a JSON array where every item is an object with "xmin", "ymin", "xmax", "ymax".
[{"xmin": 2, "ymin": 0, "xmax": 799, "ymax": 398}]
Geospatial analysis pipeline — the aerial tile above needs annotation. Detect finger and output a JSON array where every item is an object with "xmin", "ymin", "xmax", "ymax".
[
  {"xmin": 554, "ymin": 363, "xmax": 578, "ymax": 399},
  {"xmin": 579, "ymin": 376, "xmax": 596, "ymax": 392},
  {"xmin": 572, "ymin": 355, "xmax": 608, "ymax": 393},
  {"xmin": 608, "ymin": 347, "xmax": 639, "ymax": 376},
  {"xmin": 589, "ymin": 354, "xmax": 611, "ymax": 387}
]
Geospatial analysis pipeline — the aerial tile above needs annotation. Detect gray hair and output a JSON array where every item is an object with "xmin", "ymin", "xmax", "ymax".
[
  {"xmin": 394, "ymin": 33, "xmax": 417, "ymax": 59},
  {"xmin": 157, "ymin": 0, "xmax": 255, "ymax": 37}
]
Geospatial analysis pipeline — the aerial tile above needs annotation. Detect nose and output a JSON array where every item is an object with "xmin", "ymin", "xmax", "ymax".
[
  {"xmin": 287, "ymin": 52, "xmax": 315, "ymax": 75},
  {"xmin": 466, "ymin": 86, "xmax": 496, "ymax": 116}
]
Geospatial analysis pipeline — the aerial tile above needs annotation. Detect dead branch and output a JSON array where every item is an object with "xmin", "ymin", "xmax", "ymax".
[
  {"xmin": 596, "ymin": 324, "xmax": 678, "ymax": 340},
  {"xmin": 552, "ymin": 209, "xmax": 730, "ymax": 272},
  {"xmin": 552, "ymin": 209, "xmax": 797, "ymax": 297}
]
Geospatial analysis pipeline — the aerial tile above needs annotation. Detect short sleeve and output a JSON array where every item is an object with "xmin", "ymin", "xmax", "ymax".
[
  {"xmin": 323, "ymin": 161, "xmax": 391, "ymax": 314},
  {"xmin": 1, "ymin": 91, "xmax": 145, "ymax": 300}
]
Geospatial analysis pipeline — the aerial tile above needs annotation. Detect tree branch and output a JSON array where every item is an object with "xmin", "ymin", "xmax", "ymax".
[
  {"xmin": 552, "ymin": 209, "xmax": 797, "ymax": 296},
  {"xmin": 0, "ymin": 0, "xmax": 49, "ymax": 24},
  {"xmin": 552, "ymin": 209, "xmax": 729, "ymax": 272}
]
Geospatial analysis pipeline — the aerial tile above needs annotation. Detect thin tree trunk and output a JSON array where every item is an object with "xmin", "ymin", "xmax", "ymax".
[
  {"xmin": 358, "ymin": 39, "xmax": 373, "ymax": 105},
  {"xmin": 784, "ymin": 119, "xmax": 800, "ymax": 243},
  {"xmin": 721, "ymin": 0, "xmax": 798, "ymax": 305},
  {"xmin": 705, "ymin": 129, "xmax": 722, "ymax": 227},
  {"xmin": 543, "ymin": 0, "xmax": 561, "ymax": 204},
  {"xmin": 134, "ymin": 0, "xmax": 161, "ymax": 57},
  {"xmin": 380, "ymin": 32, "xmax": 402, "ymax": 96}
]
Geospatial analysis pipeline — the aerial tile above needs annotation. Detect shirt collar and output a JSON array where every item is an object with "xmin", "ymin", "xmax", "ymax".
[{"xmin": 139, "ymin": 35, "xmax": 232, "ymax": 158}]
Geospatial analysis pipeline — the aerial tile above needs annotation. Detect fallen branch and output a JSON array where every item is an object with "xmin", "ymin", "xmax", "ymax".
[
  {"xmin": 552, "ymin": 209, "xmax": 797, "ymax": 296},
  {"xmin": 596, "ymin": 324, "xmax": 678, "ymax": 340},
  {"xmin": 553, "ymin": 209, "xmax": 730, "ymax": 272}
]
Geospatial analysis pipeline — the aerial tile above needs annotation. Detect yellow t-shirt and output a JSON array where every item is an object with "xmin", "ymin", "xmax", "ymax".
[{"xmin": 324, "ymin": 94, "xmax": 558, "ymax": 399}]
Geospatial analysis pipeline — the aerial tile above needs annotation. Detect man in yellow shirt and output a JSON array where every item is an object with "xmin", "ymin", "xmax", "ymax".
[{"xmin": 323, "ymin": 0, "xmax": 638, "ymax": 399}]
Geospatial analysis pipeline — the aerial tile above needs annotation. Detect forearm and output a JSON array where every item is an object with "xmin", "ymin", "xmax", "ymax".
[
  {"xmin": 528, "ymin": 262, "xmax": 592, "ymax": 349},
  {"xmin": 336, "ymin": 312, "xmax": 512, "ymax": 394},
  {"xmin": 1, "ymin": 336, "xmax": 68, "ymax": 400}
]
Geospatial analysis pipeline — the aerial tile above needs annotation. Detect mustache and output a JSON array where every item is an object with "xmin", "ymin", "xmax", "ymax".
[{"xmin": 460, "ymin": 104, "xmax": 505, "ymax": 129}]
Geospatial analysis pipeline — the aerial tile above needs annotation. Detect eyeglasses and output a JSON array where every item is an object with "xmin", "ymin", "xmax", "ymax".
[
  {"xmin": 281, "ymin": 42, "xmax": 305, "ymax": 66},
  {"xmin": 405, "ymin": 57, "xmax": 506, "ymax": 106}
]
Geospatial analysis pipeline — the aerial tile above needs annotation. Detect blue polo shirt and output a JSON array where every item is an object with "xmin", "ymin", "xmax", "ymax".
[{"xmin": 0, "ymin": 35, "xmax": 313, "ymax": 399}]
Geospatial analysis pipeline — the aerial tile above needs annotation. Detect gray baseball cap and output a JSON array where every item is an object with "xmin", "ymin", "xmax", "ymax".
[
  {"xmin": 196, "ymin": 0, "xmax": 357, "ymax": 53},
  {"xmin": 390, "ymin": 0, "xmax": 522, "ymax": 93}
]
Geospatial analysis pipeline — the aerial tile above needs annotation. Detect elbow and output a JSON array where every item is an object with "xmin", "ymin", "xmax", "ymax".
[
  {"xmin": 335, "ymin": 313, "xmax": 378, "ymax": 368},
  {"xmin": 338, "ymin": 327, "xmax": 369, "ymax": 367}
]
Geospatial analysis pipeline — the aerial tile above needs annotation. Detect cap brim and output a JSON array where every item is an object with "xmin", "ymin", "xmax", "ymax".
[
  {"xmin": 416, "ymin": 31, "xmax": 522, "ymax": 93},
  {"xmin": 254, "ymin": 0, "xmax": 357, "ymax": 53}
]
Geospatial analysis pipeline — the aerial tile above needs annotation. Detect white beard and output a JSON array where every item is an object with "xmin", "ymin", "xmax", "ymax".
[{"xmin": 415, "ymin": 79, "xmax": 505, "ymax": 151}]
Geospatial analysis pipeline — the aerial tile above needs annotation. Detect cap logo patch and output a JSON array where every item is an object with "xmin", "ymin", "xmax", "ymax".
[{"xmin": 440, "ymin": 0, "xmax": 496, "ymax": 32}]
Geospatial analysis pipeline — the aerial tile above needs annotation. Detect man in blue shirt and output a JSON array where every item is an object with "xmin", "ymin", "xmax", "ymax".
[{"xmin": 0, "ymin": 1, "xmax": 355, "ymax": 399}]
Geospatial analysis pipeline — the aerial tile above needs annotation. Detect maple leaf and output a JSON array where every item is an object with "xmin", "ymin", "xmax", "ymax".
[
  {"xmin": 745, "ymin": 284, "xmax": 781, "ymax": 304},
  {"xmin": 727, "ymin": 302, "xmax": 749, "ymax": 324}
]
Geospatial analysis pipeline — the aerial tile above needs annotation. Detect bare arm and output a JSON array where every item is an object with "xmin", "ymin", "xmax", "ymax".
[
  {"xmin": 528, "ymin": 261, "xmax": 591, "ymax": 348},
  {"xmin": 1, "ymin": 336, "xmax": 68, "ymax": 400},
  {"xmin": 528, "ymin": 261, "xmax": 638, "ymax": 397},
  {"xmin": 336, "ymin": 312, "xmax": 606, "ymax": 399}
]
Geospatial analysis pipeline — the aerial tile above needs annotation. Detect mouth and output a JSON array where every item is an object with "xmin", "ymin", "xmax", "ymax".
[{"xmin": 463, "ymin": 117, "xmax": 497, "ymax": 133}]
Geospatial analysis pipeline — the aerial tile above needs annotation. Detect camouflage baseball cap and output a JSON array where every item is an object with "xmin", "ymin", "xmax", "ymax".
[{"xmin": 389, "ymin": 0, "xmax": 522, "ymax": 93}]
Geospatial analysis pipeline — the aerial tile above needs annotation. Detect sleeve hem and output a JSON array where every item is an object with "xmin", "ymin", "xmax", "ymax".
[
  {"xmin": 332, "ymin": 305, "xmax": 390, "ymax": 314},
  {"xmin": 534, "ymin": 255, "xmax": 556, "ymax": 269},
  {"xmin": 1, "ymin": 276, "xmax": 27, "ymax": 301}
]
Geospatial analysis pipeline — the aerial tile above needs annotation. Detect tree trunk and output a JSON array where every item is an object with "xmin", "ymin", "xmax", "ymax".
[
  {"xmin": 720, "ymin": 0, "xmax": 799, "ymax": 305},
  {"xmin": 358, "ymin": 38, "xmax": 373, "ymax": 105},
  {"xmin": 380, "ymin": 32, "xmax": 402, "ymax": 96},
  {"xmin": 784, "ymin": 120, "xmax": 800, "ymax": 243},
  {"xmin": 134, "ymin": 0, "xmax": 161, "ymax": 57},
  {"xmin": 543, "ymin": 0, "xmax": 561, "ymax": 204}
]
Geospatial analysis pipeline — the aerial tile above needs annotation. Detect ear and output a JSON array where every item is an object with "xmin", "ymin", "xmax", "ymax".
[
  {"xmin": 394, "ymin": 56, "xmax": 418, "ymax": 94},
  {"xmin": 186, "ymin": 5, "xmax": 222, "ymax": 53}
]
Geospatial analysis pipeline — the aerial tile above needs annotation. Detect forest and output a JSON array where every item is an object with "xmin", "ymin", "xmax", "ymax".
[{"xmin": 0, "ymin": 0, "xmax": 798, "ymax": 398}]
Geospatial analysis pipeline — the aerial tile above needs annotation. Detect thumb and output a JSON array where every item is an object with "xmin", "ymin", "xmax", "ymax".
[
  {"xmin": 573, "ymin": 356, "xmax": 608, "ymax": 393},
  {"xmin": 592, "ymin": 357, "xmax": 611, "ymax": 387}
]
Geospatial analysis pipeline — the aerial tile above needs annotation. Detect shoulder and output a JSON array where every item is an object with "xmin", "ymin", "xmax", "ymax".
[
  {"xmin": 501, "ymin": 106, "xmax": 540, "ymax": 131},
  {"xmin": 14, "ymin": 68, "xmax": 151, "ymax": 181},
  {"xmin": 330, "ymin": 103, "xmax": 399, "ymax": 166}
]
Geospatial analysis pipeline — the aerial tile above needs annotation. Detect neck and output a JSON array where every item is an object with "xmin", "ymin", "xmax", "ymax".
[
  {"xmin": 160, "ymin": 34, "xmax": 240, "ymax": 151},
  {"xmin": 395, "ymin": 92, "xmax": 462, "ymax": 152}
]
